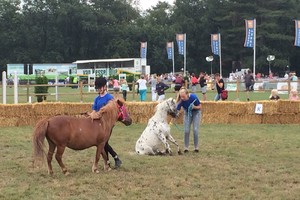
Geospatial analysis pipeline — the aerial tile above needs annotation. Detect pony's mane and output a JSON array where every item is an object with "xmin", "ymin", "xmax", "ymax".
[{"xmin": 96, "ymin": 100, "xmax": 119, "ymax": 131}]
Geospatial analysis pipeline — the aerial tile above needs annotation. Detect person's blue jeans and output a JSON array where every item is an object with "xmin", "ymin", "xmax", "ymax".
[
  {"xmin": 214, "ymin": 93, "xmax": 221, "ymax": 101},
  {"xmin": 139, "ymin": 89, "xmax": 147, "ymax": 101},
  {"xmin": 183, "ymin": 110, "xmax": 201, "ymax": 150}
]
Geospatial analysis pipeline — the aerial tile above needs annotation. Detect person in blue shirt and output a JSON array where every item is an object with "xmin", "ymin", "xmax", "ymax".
[
  {"xmin": 90, "ymin": 77, "xmax": 122, "ymax": 168},
  {"xmin": 176, "ymin": 87, "xmax": 202, "ymax": 153}
]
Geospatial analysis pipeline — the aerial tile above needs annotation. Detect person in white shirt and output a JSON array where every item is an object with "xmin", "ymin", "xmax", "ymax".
[
  {"xmin": 148, "ymin": 74, "xmax": 157, "ymax": 101},
  {"xmin": 136, "ymin": 75, "xmax": 148, "ymax": 101}
]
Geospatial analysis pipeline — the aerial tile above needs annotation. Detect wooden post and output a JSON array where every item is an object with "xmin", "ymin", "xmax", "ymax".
[
  {"xmin": 26, "ymin": 82, "xmax": 30, "ymax": 103},
  {"xmin": 132, "ymin": 81, "xmax": 136, "ymax": 101},
  {"xmin": 80, "ymin": 81, "xmax": 83, "ymax": 103},
  {"xmin": 288, "ymin": 78, "xmax": 291, "ymax": 97},
  {"xmin": 236, "ymin": 79, "xmax": 239, "ymax": 100}
]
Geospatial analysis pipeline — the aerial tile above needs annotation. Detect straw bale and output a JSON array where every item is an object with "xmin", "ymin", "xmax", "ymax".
[
  {"xmin": 0, "ymin": 117, "xmax": 22, "ymax": 127},
  {"xmin": 62, "ymin": 103, "xmax": 92, "ymax": 115},
  {"xmin": 262, "ymin": 113, "xmax": 299, "ymax": 124},
  {"xmin": 202, "ymin": 113, "xmax": 228, "ymax": 124},
  {"xmin": 0, "ymin": 101, "xmax": 300, "ymax": 127},
  {"xmin": 245, "ymin": 101, "xmax": 278, "ymax": 114},
  {"xmin": 228, "ymin": 114, "xmax": 262, "ymax": 124},
  {"xmin": 0, "ymin": 104, "xmax": 33, "ymax": 118},
  {"xmin": 32, "ymin": 102, "xmax": 64, "ymax": 116},
  {"xmin": 126, "ymin": 102, "xmax": 158, "ymax": 123},
  {"xmin": 277, "ymin": 100, "xmax": 300, "ymax": 113},
  {"xmin": 202, "ymin": 101, "xmax": 230, "ymax": 114}
]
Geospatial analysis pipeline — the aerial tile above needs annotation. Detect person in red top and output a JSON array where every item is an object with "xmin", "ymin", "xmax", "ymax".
[
  {"xmin": 190, "ymin": 73, "xmax": 198, "ymax": 93},
  {"xmin": 173, "ymin": 74, "xmax": 184, "ymax": 94}
]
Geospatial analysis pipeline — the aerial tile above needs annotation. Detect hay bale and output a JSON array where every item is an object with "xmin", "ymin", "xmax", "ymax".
[
  {"xmin": 277, "ymin": 100, "xmax": 300, "ymax": 113},
  {"xmin": 228, "ymin": 114, "xmax": 262, "ymax": 124},
  {"xmin": 246, "ymin": 101, "xmax": 278, "ymax": 114},
  {"xmin": 0, "ymin": 104, "xmax": 33, "ymax": 118},
  {"xmin": 202, "ymin": 113, "xmax": 228, "ymax": 124},
  {"xmin": 126, "ymin": 102, "xmax": 158, "ymax": 123},
  {"xmin": 263, "ymin": 113, "xmax": 298, "ymax": 124}
]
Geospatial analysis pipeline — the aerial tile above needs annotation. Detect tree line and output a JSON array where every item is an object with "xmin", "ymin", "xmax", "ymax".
[{"xmin": 1, "ymin": 0, "xmax": 300, "ymax": 77}]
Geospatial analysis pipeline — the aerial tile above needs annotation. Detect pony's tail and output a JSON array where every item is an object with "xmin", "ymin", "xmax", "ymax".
[{"xmin": 32, "ymin": 118, "xmax": 49, "ymax": 162}]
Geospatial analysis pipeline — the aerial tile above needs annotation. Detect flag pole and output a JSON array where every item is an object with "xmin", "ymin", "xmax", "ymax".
[
  {"xmin": 172, "ymin": 42, "xmax": 175, "ymax": 75},
  {"xmin": 219, "ymin": 33, "xmax": 222, "ymax": 77},
  {"xmin": 253, "ymin": 19, "xmax": 256, "ymax": 76},
  {"xmin": 183, "ymin": 33, "xmax": 187, "ymax": 77}
]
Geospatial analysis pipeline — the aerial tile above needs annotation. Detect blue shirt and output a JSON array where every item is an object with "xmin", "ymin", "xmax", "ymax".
[
  {"xmin": 92, "ymin": 93, "xmax": 114, "ymax": 111},
  {"xmin": 176, "ymin": 93, "xmax": 200, "ymax": 111}
]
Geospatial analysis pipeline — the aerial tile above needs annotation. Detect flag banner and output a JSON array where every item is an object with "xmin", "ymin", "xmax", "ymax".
[
  {"xmin": 294, "ymin": 20, "xmax": 300, "ymax": 47},
  {"xmin": 211, "ymin": 34, "xmax": 220, "ymax": 56},
  {"xmin": 166, "ymin": 42, "xmax": 173, "ymax": 60},
  {"xmin": 244, "ymin": 19, "xmax": 256, "ymax": 48},
  {"xmin": 176, "ymin": 34, "xmax": 185, "ymax": 55},
  {"xmin": 140, "ymin": 42, "xmax": 147, "ymax": 58}
]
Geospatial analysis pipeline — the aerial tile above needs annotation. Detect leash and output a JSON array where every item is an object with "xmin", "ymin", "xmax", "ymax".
[
  {"xmin": 170, "ymin": 118, "xmax": 184, "ymax": 132},
  {"xmin": 188, "ymin": 99, "xmax": 197, "ymax": 117},
  {"xmin": 172, "ymin": 99, "xmax": 197, "ymax": 133}
]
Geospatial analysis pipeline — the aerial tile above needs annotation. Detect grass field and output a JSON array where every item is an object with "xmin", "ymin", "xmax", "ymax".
[
  {"xmin": 0, "ymin": 85, "xmax": 290, "ymax": 104},
  {"xmin": 1, "ymin": 124, "xmax": 300, "ymax": 199}
]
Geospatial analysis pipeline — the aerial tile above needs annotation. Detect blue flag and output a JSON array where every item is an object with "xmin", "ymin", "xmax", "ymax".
[
  {"xmin": 295, "ymin": 20, "xmax": 300, "ymax": 47},
  {"xmin": 166, "ymin": 42, "xmax": 173, "ymax": 60},
  {"xmin": 244, "ymin": 19, "xmax": 256, "ymax": 48},
  {"xmin": 176, "ymin": 34, "xmax": 185, "ymax": 55},
  {"xmin": 140, "ymin": 42, "xmax": 147, "ymax": 58},
  {"xmin": 211, "ymin": 34, "xmax": 220, "ymax": 56}
]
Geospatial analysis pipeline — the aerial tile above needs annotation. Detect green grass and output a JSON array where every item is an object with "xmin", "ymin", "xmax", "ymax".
[
  {"xmin": 1, "ymin": 124, "xmax": 300, "ymax": 199},
  {"xmin": 0, "ymin": 85, "xmax": 289, "ymax": 104}
]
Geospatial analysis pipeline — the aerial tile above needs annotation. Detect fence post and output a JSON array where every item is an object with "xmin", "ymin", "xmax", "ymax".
[
  {"xmin": 80, "ymin": 81, "xmax": 83, "ymax": 103},
  {"xmin": 14, "ymin": 71, "xmax": 18, "ymax": 104},
  {"xmin": 2, "ymin": 71, "xmax": 6, "ymax": 104},
  {"xmin": 132, "ymin": 81, "xmax": 136, "ymax": 101},
  {"xmin": 287, "ymin": 78, "xmax": 291, "ymax": 97},
  {"xmin": 236, "ymin": 79, "xmax": 240, "ymax": 100},
  {"xmin": 26, "ymin": 82, "xmax": 30, "ymax": 103}
]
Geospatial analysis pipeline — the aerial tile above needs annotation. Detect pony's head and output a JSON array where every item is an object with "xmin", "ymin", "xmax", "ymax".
[
  {"xmin": 116, "ymin": 98, "xmax": 132, "ymax": 126},
  {"xmin": 165, "ymin": 98, "xmax": 178, "ymax": 118}
]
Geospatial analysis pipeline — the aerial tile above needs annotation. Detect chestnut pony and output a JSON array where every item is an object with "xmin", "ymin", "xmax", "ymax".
[{"xmin": 32, "ymin": 99, "xmax": 132, "ymax": 175}]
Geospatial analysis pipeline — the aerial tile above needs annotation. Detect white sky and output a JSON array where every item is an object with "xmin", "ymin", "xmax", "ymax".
[{"xmin": 139, "ymin": 0, "xmax": 175, "ymax": 10}]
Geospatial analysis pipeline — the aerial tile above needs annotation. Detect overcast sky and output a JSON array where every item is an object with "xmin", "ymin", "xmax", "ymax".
[{"xmin": 139, "ymin": 0, "xmax": 174, "ymax": 10}]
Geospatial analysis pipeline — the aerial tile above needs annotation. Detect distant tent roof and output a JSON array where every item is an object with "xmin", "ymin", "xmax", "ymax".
[{"xmin": 73, "ymin": 58, "xmax": 135, "ymax": 64}]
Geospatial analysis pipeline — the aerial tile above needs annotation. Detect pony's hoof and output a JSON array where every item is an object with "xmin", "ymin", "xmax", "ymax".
[
  {"xmin": 64, "ymin": 171, "xmax": 70, "ymax": 176},
  {"xmin": 166, "ymin": 149, "xmax": 172, "ymax": 155},
  {"xmin": 92, "ymin": 167, "xmax": 100, "ymax": 173},
  {"xmin": 178, "ymin": 150, "xmax": 183, "ymax": 155},
  {"xmin": 92, "ymin": 169, "xmax": 100, "ymax": 173}
]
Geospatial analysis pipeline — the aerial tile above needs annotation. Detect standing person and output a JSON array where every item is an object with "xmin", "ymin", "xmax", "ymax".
[
  {"xmin": 214, "ymin": 73, "xmax": 225, "ymax": 101},
  {"xmin": 190, "ymin": 73, "xmax": 198, "ymax": 93},
  {"xmin": 120, "ymin": 77, "xmax": 128, "ymax": 101},
  {"xmin": 173, "ymin": 74, "xmax": 185, "ymax": 95},
  {"xmin": 269, "ymin": 89, "xmax": 280, "ymax": 100},
  {"xmin": 198, "ymin": 72, "xmax": 209, "ymax": 101},
  {"xmin": 156, "ymin": 77, "xmax": 170, "ymax": 102},
  {"xmin": 289, "ymin": 89, "xmax": 299, "ymax": 101},
  {"xmin": 136, "ymin": 75, "xmax": 147, "ymax": 101},
  {"xmin": 244, "ymin": 69, "xmax": 254, "ymax": 101},
  {"xmin": 90, "ymin": 77, "xmax": 122, "ymax": 168},
  {"xmin": 112, "ymin": 78, "xmax": 120, "ymax": 98},
  {"xmin": 176, "ymin": 87, "xmax": 201, "ymax": 153},
  {"xmin": 148, "ymin": 74, "xmax": 157, "ymax": 101}
]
